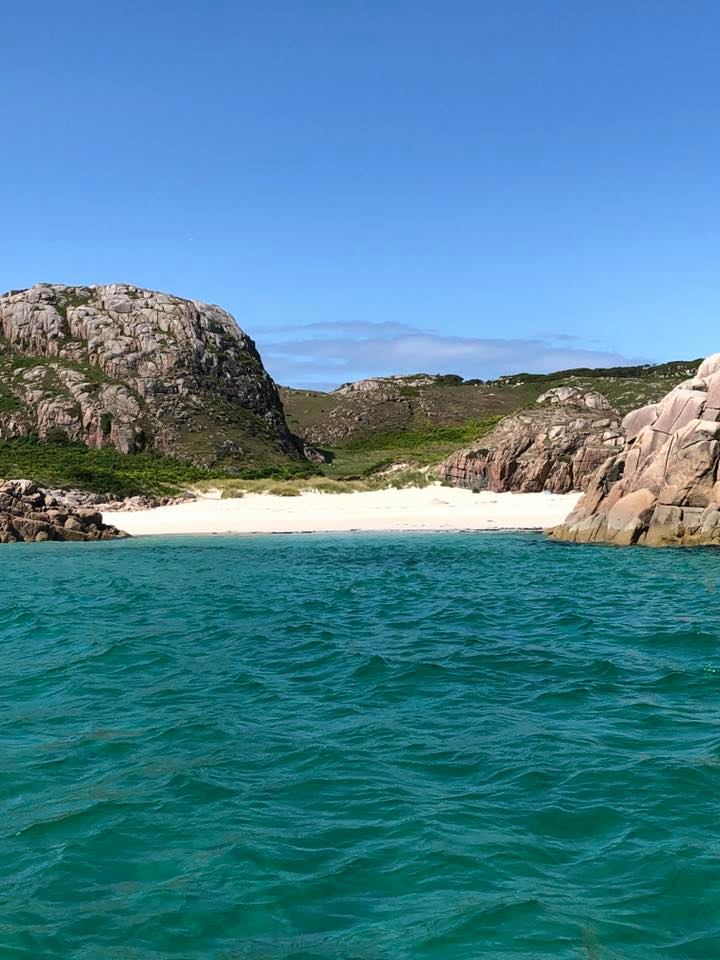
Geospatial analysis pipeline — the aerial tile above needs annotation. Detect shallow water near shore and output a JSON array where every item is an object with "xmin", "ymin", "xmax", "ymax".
[{"xmin": 3, "ymin": 532, "xmax": 720, "ymax": 958}]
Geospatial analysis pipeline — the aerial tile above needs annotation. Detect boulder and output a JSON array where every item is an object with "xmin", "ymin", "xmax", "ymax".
[
  {"xmin": 651, "ymin": 387, "xmax": 707, "ymax": 434},
  {"xmin": 536, "ymin": 386, "xmax": 612, "ymax": 410},
  {"xmin": 622, "ymin": 403, "xmax": 660, "ymax": 441}
]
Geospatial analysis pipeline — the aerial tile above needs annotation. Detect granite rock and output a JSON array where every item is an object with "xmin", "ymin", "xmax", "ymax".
[
  {"xmin": 550, "ymin": 354, "xmax": 720, "ymax": 546},
  {"xmin": 0, "ymin": 479, "xmax": 127, "ymax": 543},
  {"xmin": 0, "ymin": 284, "xmax": 304, "ymax": 468},
  {"xmin": 437, "ymin": 390, "xmax": 623, "ymax": 493}
]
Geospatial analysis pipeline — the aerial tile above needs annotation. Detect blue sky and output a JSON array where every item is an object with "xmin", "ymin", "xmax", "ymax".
[{"xmin": 2, "ymin": 1, "xmax": 719, "ymax": 387}]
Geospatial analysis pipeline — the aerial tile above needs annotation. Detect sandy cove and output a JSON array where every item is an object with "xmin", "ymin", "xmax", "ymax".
[{"xmin": 103, "ymin": 486, "xmax": 581, "ymax": 537}]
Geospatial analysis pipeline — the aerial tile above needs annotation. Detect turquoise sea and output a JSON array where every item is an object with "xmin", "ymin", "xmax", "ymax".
[{"xmin": 2, "ymin": 532, "xmax": 720, "ymax": 959}]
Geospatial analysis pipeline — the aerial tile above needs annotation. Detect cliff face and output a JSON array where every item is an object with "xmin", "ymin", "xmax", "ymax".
[
  {"xmin": 437, "ymin": 388, "xmax": 624, "ymax": 494},
  {"xmin": 0, "ymin": 284, "xmax": 302, "ymax": 468},
  {"xmin": 550, "ymin": 355, "xmax": 720, "ymax": 546}
]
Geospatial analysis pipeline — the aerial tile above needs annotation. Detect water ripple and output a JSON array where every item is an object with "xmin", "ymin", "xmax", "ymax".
[{"xmin": 2, "ymin": 532, "xmax": 720, "ymax": 958}]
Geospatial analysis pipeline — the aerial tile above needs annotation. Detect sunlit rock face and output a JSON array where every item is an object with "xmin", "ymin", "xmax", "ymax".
[
  {"xmin": 550, "ymin": 354, "xmax": 720, "ymax": 546},
  {"xmin": 0, "ymin": 283, "xmax": 303, "ymax": 468},
  {"xmin": 438, "ymin": 389, "xmax": 623, "ymax": 494}
]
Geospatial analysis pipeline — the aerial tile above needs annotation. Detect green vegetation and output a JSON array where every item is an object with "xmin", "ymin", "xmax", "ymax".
[
  {"xmin": 0, "ymin": 439, "xmax": 318, "ymax": 498},
  {"xmin": 174, "ymin": 395, "xmax": 296, "ymax": 469},
  {"xmin": 488, "ymin": 361, "xmax": 702, "ymax": 416},
  {"xmin": 59, "ymin": 290, "xmax": 93, "ymax": 312},
  {"xmin": 281, "ymin": 383, "xmax": 519, "ymax": 444},
  {"xmin": 494, "ymin": 359, "xmax": 702, "ymax": 384},
  {"xmin": 0, "ymin": 439, "xmax": 213, "ymax": 497},
  {"xmin": 320, "ymin": 418, "xmax": 501, "ymax": 480},
  {"xmin": 0, "ymin": 390, "xmax": 21, "ymax": 414},
  {"xmin": 282, "ymin": 360, "xmax": 698, "ymax": 469},
  {"xmin": 0, "ymin": 343, "xmax": 123, "ymax": 392},
  {"xmin": 277, "ymin": 360, "xmax": 700, "ymax": 490},
  {"xmin": 202, "ymin": 466, "xmax": 437, "ymax": 499},
  {"xmin": 345, "ymin": 418, "xmax": 501, "ymax": 452},
  {"xmin": 0, "ymin": 354, "xmax": 700, "ymax": 497}
]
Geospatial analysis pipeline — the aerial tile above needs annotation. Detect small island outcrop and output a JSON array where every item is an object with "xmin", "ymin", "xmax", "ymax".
[{"xmin": 550, "ymin": 354, "xmax": 720, "ymax": 546}]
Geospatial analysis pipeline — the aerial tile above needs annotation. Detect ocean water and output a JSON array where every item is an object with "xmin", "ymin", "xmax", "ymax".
[{"xmin": 2, "ymin": 532, "xmax": 720, "ymax": 960}]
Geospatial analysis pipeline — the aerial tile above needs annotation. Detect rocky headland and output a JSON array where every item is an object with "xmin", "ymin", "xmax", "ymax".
[
  {"xmin": 550, "ymin": 354, "xmax": 720, "ymax": 546},
  {"xmin": 437, "ymin": 387, "xmax": 624, "ymax": 494},
  {"xmin": 0, "ymin": 283, "xmax": 305, "ymax": 468}
]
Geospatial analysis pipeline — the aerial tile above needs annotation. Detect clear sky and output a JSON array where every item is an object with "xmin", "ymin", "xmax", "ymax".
[{"xmin": 2, "ymin": 1, "xmax": 719, "ymax": 387}]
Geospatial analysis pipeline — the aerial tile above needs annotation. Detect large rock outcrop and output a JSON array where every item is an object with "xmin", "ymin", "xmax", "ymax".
[
  {"xmin": 0, "ymin": 479, "xmax": 126, "ymax": 543},
  {"xmin": 550, "ymin": 354, "xmax": 720, "ymax": 546},
  {"xmin": 0, "ymin": 284, "xmax": 303, "ymax": 468},
  {"xmin": 437, "ymin": 388, "xmax": 624, "ymax": 494}
]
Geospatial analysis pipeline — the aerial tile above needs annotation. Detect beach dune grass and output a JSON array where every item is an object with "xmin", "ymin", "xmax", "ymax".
[{"xmin": 200, "ymin": 468, "xmax": 438, "ymax": 499}]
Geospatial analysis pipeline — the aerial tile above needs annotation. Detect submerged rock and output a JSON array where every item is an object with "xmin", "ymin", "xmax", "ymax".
[
  {"xmin": 0, "ymin": 479, "xmax": 127, "ymax": 543},
  {"xmin": 437, "ymin": 389, "xmax": 623, "ymax": 494},
  {"xmin": 550, "ymin": 354, "xmax": 720, "ymax": 546}
]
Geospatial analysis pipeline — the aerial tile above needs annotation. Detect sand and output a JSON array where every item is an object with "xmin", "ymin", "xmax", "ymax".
[{"xmin": 103, "ymin": 486, "xmax": 581, "ymax": 537}]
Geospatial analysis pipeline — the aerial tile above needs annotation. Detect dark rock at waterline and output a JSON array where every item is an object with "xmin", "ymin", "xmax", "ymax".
[{"xmin": 0, "ymin": 479, "xmax": 128, "ymax": 543}]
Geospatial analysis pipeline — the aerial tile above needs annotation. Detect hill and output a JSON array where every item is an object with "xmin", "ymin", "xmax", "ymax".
[
  {"xmin": 0, "ymin": 283, "xmax": 311, "ymax": 492},
  {"xmin": 280, "ymin": 363, "xmax": 699, "ymax": 478}
]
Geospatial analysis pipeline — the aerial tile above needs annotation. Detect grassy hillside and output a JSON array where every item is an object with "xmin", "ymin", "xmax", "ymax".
[
  {"xmin": 281, "ymin": 360, "xmax": 699, "ymax": 478},
  {"xmin": 492, "ymin": 360, "xmax": 701, "ymax": 412},
  {"xmin": 320, "ymin": 417, "xmax": 502, "ymax": 479}
]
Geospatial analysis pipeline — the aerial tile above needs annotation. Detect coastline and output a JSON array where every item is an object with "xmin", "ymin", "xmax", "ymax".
[{"xmin": 102, "ymin": 486, "xmax": 581, "ymax": 537}]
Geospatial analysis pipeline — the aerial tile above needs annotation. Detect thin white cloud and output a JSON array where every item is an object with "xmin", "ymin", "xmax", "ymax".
[{"xmin": 257, "ymin": 320, "xmax": 641, "ymax": 389}]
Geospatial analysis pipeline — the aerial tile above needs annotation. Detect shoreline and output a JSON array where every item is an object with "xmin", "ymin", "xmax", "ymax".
[{"xmin": 103, "ymin": 486, "xmax": 581, "ymax": 538}]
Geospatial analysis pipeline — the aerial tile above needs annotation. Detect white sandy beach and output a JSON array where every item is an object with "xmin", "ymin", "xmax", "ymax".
[{"xmin": 103, "ymin": 486, "xmax": 581, "ymax": 537}]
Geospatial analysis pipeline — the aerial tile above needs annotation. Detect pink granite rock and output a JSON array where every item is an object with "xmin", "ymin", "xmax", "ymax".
[
  {"xmin": 438, "ymin": 390, "xmax": 623, "ymax": 494},
  {"xmin": 550, "ymin": 356, "xmax": 720, "ymax": 546}
]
